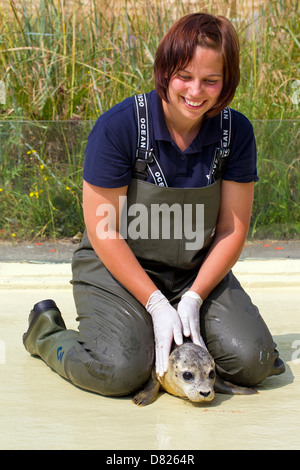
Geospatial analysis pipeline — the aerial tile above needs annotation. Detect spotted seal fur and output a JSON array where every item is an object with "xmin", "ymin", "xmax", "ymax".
[{"xmin": 132, "ymin": 342, "xmax": 258, "ymax": 406}]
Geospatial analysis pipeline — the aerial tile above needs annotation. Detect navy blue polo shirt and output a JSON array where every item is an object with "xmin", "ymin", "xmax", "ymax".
[{"xmin": 83, "ymin": 90, "xmax": 258, "ymax": 188}]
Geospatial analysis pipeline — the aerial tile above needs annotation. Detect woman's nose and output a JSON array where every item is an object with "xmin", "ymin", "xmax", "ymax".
[{"xmin": 189, "ymin": 80, "xmax": 204, "ymax": 98}]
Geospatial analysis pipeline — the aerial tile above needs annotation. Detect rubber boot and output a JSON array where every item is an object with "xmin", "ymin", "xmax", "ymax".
[{"xmin": 23, "ymin": 299, "xmax": 78, "ymax": 380}]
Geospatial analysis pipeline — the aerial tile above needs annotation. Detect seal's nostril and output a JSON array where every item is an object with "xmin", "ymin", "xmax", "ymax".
[{"xmin": 200, "ymin": 391, "xmax": 211, "ymax": 397}]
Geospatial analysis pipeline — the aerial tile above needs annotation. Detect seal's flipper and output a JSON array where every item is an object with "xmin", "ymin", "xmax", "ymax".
[
  {"xmin": 132, "ymin": 370, "xmax": 160, "ymax": 406},
  {"xmin": 214, "ymin": 376, "xmax": 258, "ymax": 395}
]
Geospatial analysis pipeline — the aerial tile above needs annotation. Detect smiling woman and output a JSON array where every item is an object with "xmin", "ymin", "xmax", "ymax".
[{"xmin": 23, "ymin": 12, "xmax": 285, "ymax": 400}]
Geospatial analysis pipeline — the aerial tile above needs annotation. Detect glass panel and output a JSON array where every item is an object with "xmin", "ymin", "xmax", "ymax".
[{"xmin": 0, "ymin": 119, "xmax": 299, "ymax": 239}]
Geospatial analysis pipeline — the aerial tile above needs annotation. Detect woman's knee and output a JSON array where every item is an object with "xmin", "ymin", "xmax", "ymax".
[
  {"xmin": 201, "ymin": 272, "xmax": 281, "ymax": 387},
  {"xmin": 65, "ymin": 331, "xmax": 154, "ymax": 396},
  {"xmin": 69, "ymin": 283, "xmax": 155, "ymax": 395},
  {"xmin": 212, "ymin": 334, "xmax": 280, "ymax": 387},
  {"xmin": 84, "ymin": 316, "xmax": 154, "ymax": 395},
  {"xmin": 109, "ymin": 346, "xmax": 154, "ymax": 394}
]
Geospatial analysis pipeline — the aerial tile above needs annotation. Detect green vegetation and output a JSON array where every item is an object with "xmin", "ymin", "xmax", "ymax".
[{"xmin": 0, "ymin": 0, "xmax": 299, "ymax": 240}]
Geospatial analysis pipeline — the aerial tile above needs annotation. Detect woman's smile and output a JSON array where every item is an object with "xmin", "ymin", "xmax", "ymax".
[{"xmin": 182, "ymin": 97, "xmax": 207, "ymax": 109}]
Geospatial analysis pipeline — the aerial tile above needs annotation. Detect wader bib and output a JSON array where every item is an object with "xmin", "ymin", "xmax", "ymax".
[{"xmin": 23, "ymin": 96, "xmax": 285, "ymax": 396}]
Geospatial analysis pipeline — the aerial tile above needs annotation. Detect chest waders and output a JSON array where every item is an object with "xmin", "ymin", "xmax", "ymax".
[{"xmin": 23, "ymin": 96, "xmax": 285, "ymax": 396}]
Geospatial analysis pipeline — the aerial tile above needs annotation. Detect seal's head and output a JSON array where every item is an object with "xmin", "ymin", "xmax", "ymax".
[{"xmin": 159, "ymin": 342, "xmax": 216, "ymax": 403}]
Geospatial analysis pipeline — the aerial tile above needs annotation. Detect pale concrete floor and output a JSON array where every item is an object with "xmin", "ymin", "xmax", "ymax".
[{"xmin": 0, "ymin": 260, "xmax": 299, "ymax": 450}]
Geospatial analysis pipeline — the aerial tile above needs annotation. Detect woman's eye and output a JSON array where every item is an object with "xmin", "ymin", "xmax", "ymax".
[
  {"xmin": 178, "ymin": 74, "xmax": 190, "ymax": 81},
  {"xmin": 205, "ymin": 80, "xmax": 218, "ymax": 85}
]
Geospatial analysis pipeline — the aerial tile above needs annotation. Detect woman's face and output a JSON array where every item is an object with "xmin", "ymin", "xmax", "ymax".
[{"xmin": 164, "ymin": 46, "xmax": 224, "ymax": 128}]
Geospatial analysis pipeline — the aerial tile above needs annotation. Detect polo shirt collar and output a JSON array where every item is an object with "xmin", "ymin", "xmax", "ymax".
[{"xmin": 149, "ymin": 90, "xmax": 223, "ymax": 153}]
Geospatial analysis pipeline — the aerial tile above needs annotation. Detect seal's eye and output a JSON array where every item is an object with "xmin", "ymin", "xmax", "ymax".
[
  {"xmin": 182, "ymin": 371, "xmax": 194, "ymax": 382},
  {"xmin": 208, "ymin": 370, "xmax": 215, "ymax": 379}
]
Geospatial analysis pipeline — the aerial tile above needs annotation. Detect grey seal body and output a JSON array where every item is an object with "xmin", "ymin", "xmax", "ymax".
[{"xmin": 132, "ymin": 342, "xmax": 258, "ymax": 406}]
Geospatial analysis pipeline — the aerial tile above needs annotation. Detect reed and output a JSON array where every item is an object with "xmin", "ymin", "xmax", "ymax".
[
  {"xmin": 1, "ymin": 0, "xmax": 298, "ymax": 120},
  {"xmin": 0, "ymin": 0, "xmax": 299, "ymax": 240}
]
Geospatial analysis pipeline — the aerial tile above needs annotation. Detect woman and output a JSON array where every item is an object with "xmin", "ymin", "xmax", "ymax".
[{"xmin": 23, "ymin": 13, "xmax": 285, "ymax": 396}]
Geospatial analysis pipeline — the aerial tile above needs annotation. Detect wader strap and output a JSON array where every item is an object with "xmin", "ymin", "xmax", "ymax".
[
  {"xmin": 208, "ymin": 107, "xmax": 232, "ymax": 185},
  {"xmin": 133, "ymin": 94, "xmax": 168, "ymax": 187},
  {"xmin": 134, "ymin": 94, "xmax": 231, "ymax": 187}
]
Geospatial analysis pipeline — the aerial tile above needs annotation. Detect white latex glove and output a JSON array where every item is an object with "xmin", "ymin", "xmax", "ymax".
[
  {"xmin": 177, "ymin": 290, "xmax": 208, "ymax": 351},
  {"xmin": 146, "ymin": 290, "xmax": 183, "ymax": 376}
]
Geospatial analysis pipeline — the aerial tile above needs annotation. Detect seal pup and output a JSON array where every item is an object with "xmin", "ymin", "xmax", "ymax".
[{"xmin": 132, "ymin": 342, "xmax": 258, "ymax": 406}]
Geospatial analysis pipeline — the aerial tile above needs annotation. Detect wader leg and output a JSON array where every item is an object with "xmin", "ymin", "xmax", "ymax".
[
  {"xmin": 66, "ymin": 282, "xmax": 154, "ymax": 396},
  {"xmin": 23, "ymin": 287, "xmax": 154, "ymax": 397},
  {"xmin": 64, "ymin": 242, "xmax": 155, "ymax": 396},
  {"xmin": 200, "ymin": 271, "xmax": 285, "ymax": 387},
  {"xmin": 24, "ymin": 234, "xmax": 155, "ymax": 396}
]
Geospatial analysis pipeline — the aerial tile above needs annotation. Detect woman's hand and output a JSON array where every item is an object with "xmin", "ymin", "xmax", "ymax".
[
  {"xmin": 177, "ymin": 290, "xmax": 207, "ymax": 350},
  {"xmin": 146, "ymin": 290, "xmax": 183, "ymax": 376}
]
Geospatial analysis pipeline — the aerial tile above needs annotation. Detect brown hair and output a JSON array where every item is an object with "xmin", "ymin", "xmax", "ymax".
[{"xmin": 154, "ymin": 13, "xmax": 240, "ymax": 117}]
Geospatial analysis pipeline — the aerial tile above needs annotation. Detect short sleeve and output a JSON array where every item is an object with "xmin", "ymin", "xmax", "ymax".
[
  {"xmin": 222, "ymin": 110, "xmax": 259, "ymax": 183},
  {"xmin": 83, "ymin": 98, "xmax": 137, "ymax": 188}
]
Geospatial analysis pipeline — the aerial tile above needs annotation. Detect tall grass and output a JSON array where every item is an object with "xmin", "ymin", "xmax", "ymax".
[
  {"xmin": 1, "ymin": 0, "xmax": 298, "ymax": 120},
  {"xmin": 0, "ymin": 0, "xmax": 299, "ymax": 240},
  {"xmin": 251, "ymin": 120, "xmax": 299, "ymax": 239}
]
